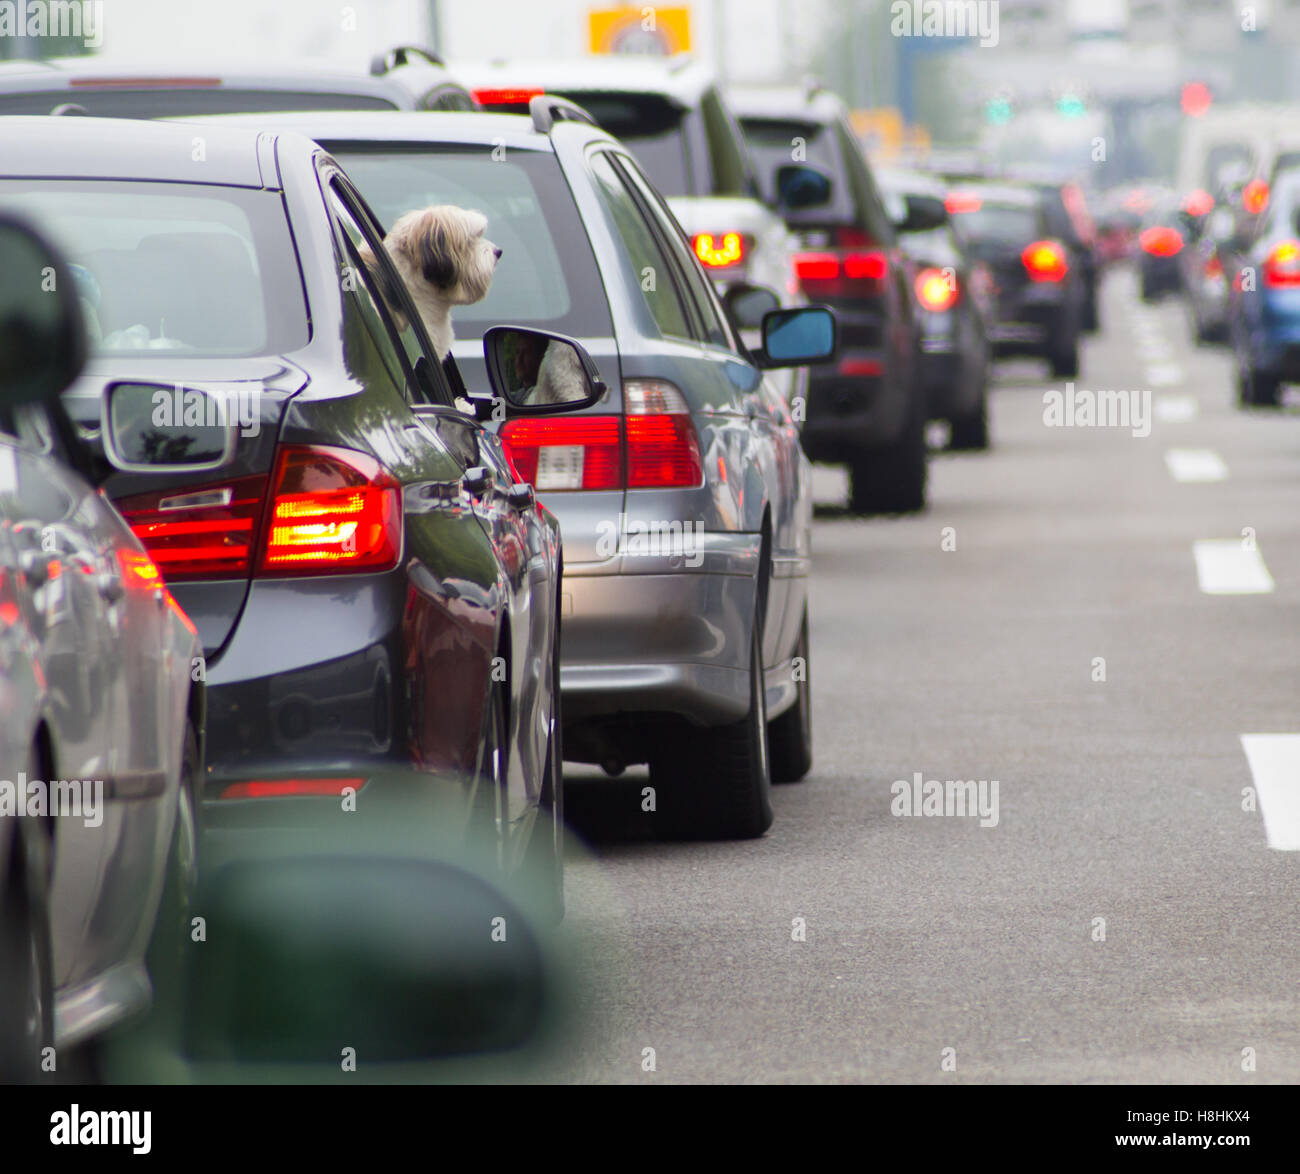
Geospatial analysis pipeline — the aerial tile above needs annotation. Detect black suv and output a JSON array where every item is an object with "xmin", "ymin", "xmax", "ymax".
[
  {"xmin": 0, "ymin": 46, "xmax": 476, "ymax": 116},
  {"xmin": 729, "ymin": 83, "xmax": 931, "ymax": 514}
]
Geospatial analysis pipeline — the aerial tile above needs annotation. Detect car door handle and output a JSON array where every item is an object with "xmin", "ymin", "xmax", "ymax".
[
  {"xmin": 461, "ymin": 466, "xmax": 493, "ymax": 496},
  {"xmin": 507, "ymin": 482, "xmax": 535, "ymax": 510}
]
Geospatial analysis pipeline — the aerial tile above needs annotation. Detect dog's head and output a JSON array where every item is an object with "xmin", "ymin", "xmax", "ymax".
[{"xmin": 387, "ymin": 205, "xmax": 500, "ymax": 306}]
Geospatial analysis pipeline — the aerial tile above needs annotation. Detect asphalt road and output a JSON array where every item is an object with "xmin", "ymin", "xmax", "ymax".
[{"xmin": 551, "ymin": 264, "xmax": 1300, "ymax": 1084}]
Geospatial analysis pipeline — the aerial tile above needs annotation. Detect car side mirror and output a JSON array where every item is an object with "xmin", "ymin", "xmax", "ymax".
[
  {"xmin": 775, "ymin": 164, "xmax": 833, "ymax": 211},
  {"xmin": 756, "ymin": 305, "xmax": 837, "ymax": 369},
  {"xmin": 724, "ymin": 283, "xmax": 781, "ymax": 330},
  {"xmin": 896, "ymin": 194, "xmax": 948, "ymax": 234},
  {"xmin": 483, "ymin": 327, "xmax": 607, "ymax": 416},
  {"xmin": 102, "ymin": 381, "xmax": 240, "ymax": 473},
  {"xmin": 0, "ymin": 213, "xmax": 88, "ymax": 408}
]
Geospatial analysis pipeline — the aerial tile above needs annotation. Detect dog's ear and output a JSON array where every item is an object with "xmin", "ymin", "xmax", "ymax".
[{"xmin": 416, "ymin": 210, "xmax": 458, "ymax": 289}]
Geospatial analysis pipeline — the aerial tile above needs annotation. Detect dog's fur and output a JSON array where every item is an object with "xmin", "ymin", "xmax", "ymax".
[
  {"xmin": 361, "ymin": 205, "xmax": 499, "ymax": 359},
  {"xmin": 532, "ymin": 341, "xmax": 590, "ymax": 405}
]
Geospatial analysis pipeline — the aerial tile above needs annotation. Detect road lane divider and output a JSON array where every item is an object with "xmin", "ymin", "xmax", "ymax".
[
  {"xmin": 1165, "ymin": 449, "xmax": 1228, "ymax": 482},
  {"xmin": 1240, "ymin": 734, "xmax": 1300, "ymax": 850},
  {"xmin": 1155, "ymin": 395, "xmax": 1199, "ymax": 422},
  {"xmin": 1192, "ymin": 540, "xmax": 1275, "ymax": 594}
]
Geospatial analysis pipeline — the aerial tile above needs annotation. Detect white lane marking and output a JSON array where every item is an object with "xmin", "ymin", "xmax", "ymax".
[
  {"xmin": 1146, "ymin": 363, "xmax": 1185, "ymax": 386},
  {"xmin": 1155, "ymin": 395, "xmax": 1199, "ymax": 422},
  {"xmin": 1193, "ymin": 540, "xmax": 1275, "ymax": 594},
  {"xmin": 1165, "ymin": 448, "xmax": 1228, "ymax": 482},
  {"xmin": 1240, "ymin": 735, "xmax": 1300, "ymax": 850}
]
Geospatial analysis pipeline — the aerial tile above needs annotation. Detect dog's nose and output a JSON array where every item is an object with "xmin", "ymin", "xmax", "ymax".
[{"xmin": 493, "ymin": 247, "xmax": 503, "ymax": 260}]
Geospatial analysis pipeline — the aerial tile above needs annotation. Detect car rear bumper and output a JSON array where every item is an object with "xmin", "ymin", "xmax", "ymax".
[
  {"xmin": 800, "ymin": 360, "xmax": 911, "ymax": 460},
  {"xmin": 560, "ymin": 533, "xmax": 761, "ymax": 729}
]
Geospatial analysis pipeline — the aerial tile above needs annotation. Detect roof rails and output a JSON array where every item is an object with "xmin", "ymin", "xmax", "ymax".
[
  {"xmin": 666, "ymin": 52, "xmax": 694, "ymax": 74},
  {"xmin": 370, "ymin": 45, "xmax": 445, "ymax": 76},
  {"xmin": 529, "ymin": 93, "xmax": 599, "ymax": 134}
]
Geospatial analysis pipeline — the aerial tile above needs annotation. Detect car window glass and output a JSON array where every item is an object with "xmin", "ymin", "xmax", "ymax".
[
  {"xmin": 836, "ymin": 121, "xmax": 896, "ymax": 246},
  {"xmin": 588, "ymin": 149, "xmax": 693, "ymax": 340},
  {"xmin": 611, "ymin": 154, "xmax": 736, "ymax": 350}
]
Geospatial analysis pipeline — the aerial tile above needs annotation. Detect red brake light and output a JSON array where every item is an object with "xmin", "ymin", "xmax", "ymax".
[
  {"xmin": 1243, "ymin": 179, "xmax": 1270, "ymax": 216},
  {"xmin": 118, "ymin": 474, "xmax": 267, "ymax": 581},
  {"xmin": 794, "ymin": 252, "xmax": 839, "ymax": 281},
  {"xmin": 260, "ymin": 446, "xmax": 401, "ymax": 574},
  {"xmin": 1204, "ymin": 254, "xmax": 1223, "ymax": 278},
  {"xmin": 843, "ymin": 251, "xmax": 887, "ymax": 279},
  {"xmin": 1182, "ymin": 188, "xmax": 1215, "ymax": 217},
  {"xmin": 1263, "ymin": 240, "xmax": 1300, "ymax": 287},
  {"xmin": 624, "ymin": 381, "xmax": 702, "ymax": 489},
  {"xmin": 944, "ymin": 191, "xmax": 983, "ymax": 214},
  {"xmin": 1139, "ymin": 226, "xmax": 1183, "ymax": 257},
  {"xmin": 470, "ymin": 87, "xmax": 544, "ymax": 106},
  {"xmin": 915, "ymin": 267, "xmax": 959, "ymax": 311},
  {"xmin": 1021, "ymin": 240, "xmax": 1069, "ymax": 281},
  {"xmin": 219, "ymin": 777, "xmax": 367, "ymax": 800},
  {"xmin": 692, "ymin": 232, "xmax": 746, "ymax": 268}
]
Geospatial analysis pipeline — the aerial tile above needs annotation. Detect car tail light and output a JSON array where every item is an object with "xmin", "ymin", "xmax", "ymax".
[
  {"xmin": 260, "ymin": 446, "xmax": 401, "ymax": 574},
  {"xmin": 843, "ymin": 251, "xmax": 887, "ymax": 279},
  {"xmin": 915, "ymin": 267, "xmax": 959, "ymax": 311},
  {"xmin": 624, "ymin": 380, "xmax": 702, "ymax": 488},
  {"xmin": 470, "ymin": 87, "xmax": 543, "ymax": 106},
  {"xmin": 1183, "ymin": 188, "xmax": 1215, "ymax": 217},
  {"xmin": 1263, "ymin": 240, "xmax": 1300, "ymax": 287},
  {"xmin": 1139, "ymin": 226, "xmax": 1183, "ymax": 257},
  {"xmin": 944, "ymin": 191, "xmax": 983, "ymax": 214},
  {"xmin": 692, "ymin": 232, "xmax": 747, "ymax": 269},
  {"xmin": 1243, "ymin": 179, "xmax": 1270, "ymax": 216},
  {"xmin": 793, "ymin": 238, "xmax": 887, "ymax": 296},
  {"xmin": 501, "ymin": 382, "xmax": 702, "ymax": 492},
  {"xmin": 1021, "ymin": 240, "xmax": 1069, "ymax": 282},
  {"xmin": 117, "ymin": 475, "xmax": 267, "ymax": 581},
  {"xmin": 794, "ymin": 252, "xmax": 839, "ymax": 282},
  {"xmin": 1204, "ymin": 254, "xmax": 1223, "ymax": 278},
  {"xmin": 839, "ymin": 358, "xmax": 883, "ymax": 377},
  {"xmin": 501, "ymin": 416, "xmax": 622, "ymax": 490},
  {"xmin": 219, "ymin": 777, "xmax": 367, "ymax": 800}
]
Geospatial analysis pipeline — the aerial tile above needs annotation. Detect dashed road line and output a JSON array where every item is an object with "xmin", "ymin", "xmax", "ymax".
[
  {"xmin": 1240, "ymin": 734, "xmax": 1300, "ymax": 850},
  {"xmin": 1154, "ymin": 395, "xmax": 1199, "ymax": 422},
  {"xmin": 1193, "ymin": 540, "xmax": 1275, "ymax": 594},
  {"xmin": 1165, "ymin": 448, "xmax": 1228, "ymax": 482}
]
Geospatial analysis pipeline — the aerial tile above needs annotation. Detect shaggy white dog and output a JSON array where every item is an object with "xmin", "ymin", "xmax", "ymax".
[{"xmin": 364, "ymin": 204, "xmax": 500, "ymax": 359}]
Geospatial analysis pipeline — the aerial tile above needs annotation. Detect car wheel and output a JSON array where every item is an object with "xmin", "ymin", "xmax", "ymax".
[
  {"xmin": 768, "ymin": 607, "xmax": 812, "ymax": 783},
  {"xmin": 0, "ymin": 785, "xmax": 53, "ymax": 1083},
  {"xmin": 146, "ymin": 719, "xmax": 201, "ymax": 1034},
  {"xmin": 1082, "ymin": 286, "xmax": 1099, "ymax": 332},
  {"xmin": 523, "ymin": 638, "xmax": 565, "ymax": 922},
  {"xmin": 1140, "ymin": 271, "xmax": 1157, "ymax": 302},
  {"xmin": 849, "ymin": 392, "xmax": 927, "ymax": 514},
  {"xmin": 948, "ymin": 374, "xmax": 990, "ymax": 451},
  {"xmin": 1049, "ymin": 331, "xmax": 1080, "ymax": 378},
  {"xmin": 1239, "ymin": 366, "xmax": 1280, "ymax": 407},
  {"xmin": 650, "ymin": 621, "xmax": 773, "ymax": 840}
]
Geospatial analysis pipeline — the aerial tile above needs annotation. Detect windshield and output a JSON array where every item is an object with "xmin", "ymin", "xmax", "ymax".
[
  {"xmin": 0, "ymin": 88, "xmax": 398, "ymax": 117},
  {"xmin": 0, "ymin": 180, "xmax": 309, "ymax": 356},
  {"xmin": 950, "ymin": 202, "xmax": 1040, "ymax": 246},
  {"xmin": 561, "ymin": 92, "xmax": 691, "ymax": 196},
  {"xmin": 327, "ymin": 145, "xmax": 613, "ymax": 339}
]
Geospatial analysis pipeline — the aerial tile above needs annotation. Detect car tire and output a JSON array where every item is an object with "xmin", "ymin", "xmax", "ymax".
[
  {"xmin": 948, "ymin": 373, "xmax": 990, "ymax": 451},
  {"xmin": 0, "ymin": 783, "xmax": 53, "ymax": 1083},
  {"xmin": 1140, "ymin": 271, "xmax": 1158, "ymax": 303},
  {"xmin": 1238, "ymin": 366, "xmax": 1280, "ymax": 407},
  {"xmin": 1049, "ymin": 332, "xmax": 1080, "ymax": 378},
  {"xmin": 1082, "ymin": 284, "xmax": 1099, "ymax": 332},
  {"xmin": 523, "ymin": 636, "xmax": 565, "ymax": 923},
  {"xmin": 650, "ymin": 621, "xmax": 773, "ymax": 840},
  {"xmin": 848, "ymin": 392, "xmax": 927, "ymax": 514},
  {"xmin": 146, "ymin": 719, "xmax": 201, "ymax": 1036},
  {"xmin": 768, "ymin": 607, "xmax": 812, "ymax": 783}
]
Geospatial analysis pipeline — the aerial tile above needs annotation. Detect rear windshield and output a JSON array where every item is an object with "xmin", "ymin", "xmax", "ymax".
[
  {"xmin": 0, "ymin": 88, "xmax": 399, "ymax": 117},
  {"xmin": 951, "ymin": 202, "xmax": 1041, "ymax": 247},
  {"xmin": 328, "ymin": 145, "xmax": 613, "ymax": 339},
  {"xmin": 0, "ymin": 179, "xmax": 309, "ymax": 356},
  {"xmin": 558, "ymin": 91, "xmax": 692, "ymax": 196},
  {"xmin": 741, "ymin": 117, "xmax": 839, "ymax": 204}
]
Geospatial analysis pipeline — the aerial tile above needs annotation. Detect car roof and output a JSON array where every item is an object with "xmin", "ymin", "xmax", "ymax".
[
  {"xmin": 725, "ymin": 83, "xmax": 844, "ymax": 123},
  {"xmin": 0, "ymin": 53, "xmax": 467, "ymax": 101},
  {"xmin": 176, "ymin": 109, "xmax": 595, "ymax": 152},
  {"xmin": 0, "ymin": 115, "xmax": 291, "ymax": 186},
  {"xmin": 945, "ymin": 181, "xmax": 1041, "ymax": 208},
  {"xmin": 454, "ymin": 56, "xmax": 714, "ymax": 105}
]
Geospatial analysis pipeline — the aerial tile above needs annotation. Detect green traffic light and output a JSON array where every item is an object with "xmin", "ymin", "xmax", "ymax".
[
  {"xmin": 986, "ymin": 98, "xmax": 1012, "ymax": 125},
  {"xmin": 1057, "ymin": 95, "xmax": 1086, "ymax": 118}
]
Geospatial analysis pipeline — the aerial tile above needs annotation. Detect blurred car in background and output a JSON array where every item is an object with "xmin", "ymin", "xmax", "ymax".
[
  {"xmin": 729, "ymin": 82, "xmax": 930, "ymax": 511},
  {"xmin": 1004, "ymin": 165, "xmax": 1102, "ymax": 333},
  {"xmin": 0, "ymin": 47, "xmax": 477, "ymax": 116},
  {"xmin": 945, "ymin": 182, "xmax": 1084, "ymax": 378},
  {"xmin": 1226, "ymin": 166, "xmax": 1300, "ymax": 406},
  {"xmin": 0, "ymin": 212, "xmax": 204, "ymax": 1080},
  {"xmin": 877, "ymin": 167, "xmax": 992, "ymax": 450},
  {"xmin": 216, "ymin": 102, "xmax": 836, "ymax": 838},
  {"xmin": 0, "ymin": 116, "xmax": 604, "ymax": 917},
  {"xmin": 1180, "ymin": 200, "xmax": 1235, "ymax": 344},
  {"xmin": 1136, "ymin": 191, "xmax": 1187, "ymax": 301},
  {"xmin": 1093, "ymin": 183, "xmax": 1161, "ymax": 264}
]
